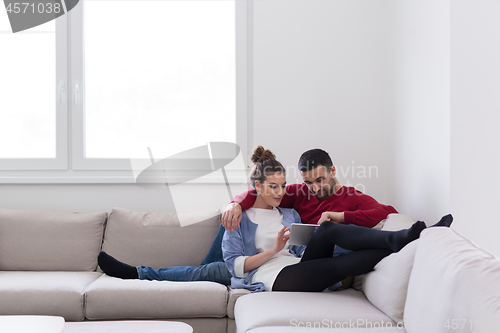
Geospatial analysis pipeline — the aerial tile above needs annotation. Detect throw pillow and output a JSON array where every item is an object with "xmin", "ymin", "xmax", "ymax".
[{"xmin": 362, "ymin": 239, "xmax": 419, "ymax": 325}]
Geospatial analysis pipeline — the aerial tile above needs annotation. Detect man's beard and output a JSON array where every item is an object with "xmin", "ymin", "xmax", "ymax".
[
  {"xmin": 314, "ymin": 177, "xmax": 336, "ymax": 199},
  {"xmin": 314, "ymin": 189, "xmax": 331, "ymax": 199}
]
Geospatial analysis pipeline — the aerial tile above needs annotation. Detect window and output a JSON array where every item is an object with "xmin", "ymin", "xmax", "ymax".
[
  {"xmin": 0, "ymin": 0, "xmax": 249, "ymax": 181},
  {"xmin": 0, "ymin": 11, "xmax": 67, "ymax": 170}
]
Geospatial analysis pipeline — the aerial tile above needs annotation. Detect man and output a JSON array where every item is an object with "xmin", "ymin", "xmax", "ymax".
[{"xmin": 222, "ymin": 148, "xmax": 397, "ymax": 231}]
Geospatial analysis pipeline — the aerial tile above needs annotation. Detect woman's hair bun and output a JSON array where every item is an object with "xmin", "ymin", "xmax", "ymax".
[
  {"xmin": 251, "ymin": 145, "xmax": 276, "ymax": 164},
  {"xmin": 249, "ymin": 145, "xmax": 285, "ymax": 188}
]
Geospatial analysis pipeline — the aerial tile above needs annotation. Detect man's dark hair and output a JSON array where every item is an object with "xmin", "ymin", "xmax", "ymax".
[{"xmin": 298, "ymin": 149, "xmax": 333, "ymax": 172}]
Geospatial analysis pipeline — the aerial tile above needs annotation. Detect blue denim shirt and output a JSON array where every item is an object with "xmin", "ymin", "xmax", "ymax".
[{"xmin": 222, "ymin": 207, "xmax": 306, "ymax": 292}]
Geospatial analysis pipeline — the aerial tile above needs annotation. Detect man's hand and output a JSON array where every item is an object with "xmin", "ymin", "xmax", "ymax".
[
  {"xmin": 317, "ymin": 211, "xmax": 345, "ymax": 225},
  {"xmin": 222, "ymin": 203, "xmax": 243, "ymax": 231}
]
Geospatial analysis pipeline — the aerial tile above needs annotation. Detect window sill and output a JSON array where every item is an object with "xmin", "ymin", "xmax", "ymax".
[
  {"xmin": 0, "ymin": 176, "xmax": 248, "ymax": 185},
  {"xmin": 0, "ymin": 169, "xmax": 248, "ymax": 185}
]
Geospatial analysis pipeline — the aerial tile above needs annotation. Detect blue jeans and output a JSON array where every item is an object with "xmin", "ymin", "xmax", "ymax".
[
  {"xmin": 137, "ymin": 225, "xmax": 231, "ymax": 285},
  {"xmin": 137, "ymin": 261, "xmax": 232, "ymax": 285}
]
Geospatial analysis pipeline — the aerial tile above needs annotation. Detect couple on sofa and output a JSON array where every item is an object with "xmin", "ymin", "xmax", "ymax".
[{"xmin": 98, "ymin": 147, "xmax": 453, "ymax": 292}]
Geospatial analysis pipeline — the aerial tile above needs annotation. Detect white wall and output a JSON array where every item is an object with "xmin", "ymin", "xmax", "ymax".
[
  {"xmin": 450, "ymin": 0, "xmax": 500, "ymax": 256},
  {"xmin": 387, "ymin": 0, "xmax": 451, "ymax": 222},
  {"xmin": 0, "ymin": 184, "xmax": 174, "ymax": 213},
  {"xmin": 252, "ymin": 0, "xmax": 396, "ymax": 204},
  {"xmin": 0, "ymin": 183, "xmax": 247, "ymax": 214},
  {"xmin": 386, "ymin": 0, "xmax": 500, "ymax": 257}
]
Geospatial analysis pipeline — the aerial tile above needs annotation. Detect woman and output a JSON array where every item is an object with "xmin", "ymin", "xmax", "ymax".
[{"xmin": 222, "ymin": 146, "xmax": 453, "ymax": 292}]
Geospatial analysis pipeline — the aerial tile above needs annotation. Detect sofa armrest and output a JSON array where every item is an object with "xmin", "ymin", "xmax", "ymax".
[{"xmin": 227, "ymin": 288, "xmax": 251, "ymax": 319}]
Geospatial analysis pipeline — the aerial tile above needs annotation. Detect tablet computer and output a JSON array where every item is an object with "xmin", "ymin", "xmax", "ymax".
[{"xmin": 289, "ymin": 223, "xmax": 318, "ymax": 246}]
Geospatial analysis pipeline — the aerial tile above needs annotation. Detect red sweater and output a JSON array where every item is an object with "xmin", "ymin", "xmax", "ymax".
[{"xmin": 232, "ymin": 184, "xmax": 398, "ymax": 228}]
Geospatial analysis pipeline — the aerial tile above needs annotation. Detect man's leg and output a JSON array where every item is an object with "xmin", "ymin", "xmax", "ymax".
[{"xmin": 138, "ymin": 262, "xmax": 231, "ymax": 285}]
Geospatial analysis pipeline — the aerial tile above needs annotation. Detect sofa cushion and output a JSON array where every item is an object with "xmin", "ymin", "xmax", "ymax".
[
  {"xmin": 0, "ymin": 208, "xmax": 107, "ymax": 271},
  {"xmin": 227, "ymin": 288, "xmax": 251, "ymax": 319},
  {"xmin": 234, "ymin": 289, "xmax": 396, "ymax": 333},
  {"xmin": 84, "ymin": 274, "xmax": 228, "ymax": 320},
  {"xmin": 404, "ymin": 228, "xmax": 500, "ymax": 333},
  {"xmin": 0, "ymin": 271, "xmax": 102, "ymax": 321},
  {"xmin": 362, "ymin": 239, "xmax": 419, "ymax": 325},
  {"xmin": 380, "ymin": 213, "xmax": 415, "ymax": 231},
  {"xmin": 101, "ymin": 207, "xmax": 221, "ymax": 269}
]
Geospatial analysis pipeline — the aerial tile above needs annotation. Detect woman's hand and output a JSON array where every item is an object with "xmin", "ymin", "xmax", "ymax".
[
  {"xmin": 271, "ymin": 227, "xmax": 290, "ymax": 255},
  {"xmin": 241, "ymin": 227, "xmax": 291, "ymax": 273},
  {"xmin": 317, "ymin": 211, "xmax": 345, "ymax": 225}
]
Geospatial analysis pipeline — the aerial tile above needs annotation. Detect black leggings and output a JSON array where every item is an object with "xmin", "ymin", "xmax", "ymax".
[{"xmin": 272, "ymin": 221, "xmax": 408, "ymax": 292}]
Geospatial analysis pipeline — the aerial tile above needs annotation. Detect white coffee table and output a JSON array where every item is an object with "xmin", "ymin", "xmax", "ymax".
[
  {"xmin": 62, "ymin": 321, "xmax": 193, "ymax": 332},
  {"xmin": 0, "ymin": 315, "xmax": 65, "ymax": 333}
]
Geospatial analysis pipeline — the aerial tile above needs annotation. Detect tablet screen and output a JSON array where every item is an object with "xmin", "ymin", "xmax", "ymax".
[{"xmin": 289, "ymin": 223, "xmax": 318, "ymax": 246}]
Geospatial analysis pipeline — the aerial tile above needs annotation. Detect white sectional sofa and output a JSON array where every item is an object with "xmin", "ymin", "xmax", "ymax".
[
  {"xmin": 1, "ymin": 207, "xmax": 499, "ymax": 333},
  {"xmin": 233, "ymin": 226, "xmax": 500, "ymax": 333}
]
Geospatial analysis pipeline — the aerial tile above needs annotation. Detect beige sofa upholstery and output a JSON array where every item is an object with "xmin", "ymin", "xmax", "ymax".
[
  {"xmin": 0, "ymin": 271, "xmax": 102, "ymax": 321},
  {"xmin": 0, "ymin": 208, "xmax": 108, "ymax": 322},
  {"xmin": 0, "ymin": 208, "xmax": 107, "ymax": 271},
  {"xmin": 0, "ymin": 207, "xmax": 228, "ymax": 333},
  {"xmin": 85, "ymin": 275, "xmax": 228, "ymax": 320},
  {"xmin": 100, "ymin": 207, "xmax": 221, "ymax": 268}
]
